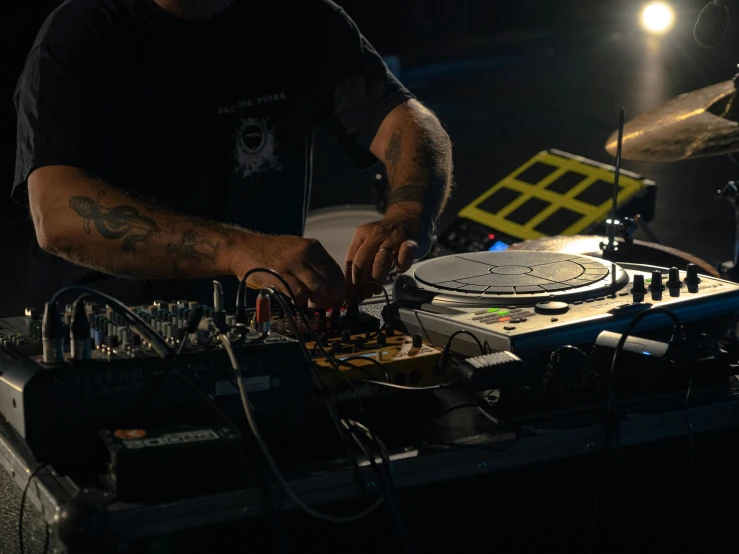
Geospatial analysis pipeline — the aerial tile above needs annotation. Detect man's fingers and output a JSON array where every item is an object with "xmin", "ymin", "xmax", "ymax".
[
  {"xmin": 371, "ymin": 245, "xmax": 397, "ymax": 283},
  {"xmin": 352, "ymin": 235, "xmax": 385, "ymax": 292},
  {"xmin": 344, "ymin": 234, "xmax": 365, "ymax": 301},
  {"xmin": 396, "ymin": 240, "xmax": 419, "ymax": 273}
]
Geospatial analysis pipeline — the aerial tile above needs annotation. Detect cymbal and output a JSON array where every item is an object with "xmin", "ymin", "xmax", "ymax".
[
  {"xmin": 509, "ymin": 235, "xmax": 719, "ymax": 277},
  {"xmin": 604, "ymin": 80, "xmax": 739, "ymax": 162}
]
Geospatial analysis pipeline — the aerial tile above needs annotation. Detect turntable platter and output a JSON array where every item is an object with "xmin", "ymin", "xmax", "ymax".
[{"xmin": 411, "ymin": 251, "xmax": 628, "ymax": 304}]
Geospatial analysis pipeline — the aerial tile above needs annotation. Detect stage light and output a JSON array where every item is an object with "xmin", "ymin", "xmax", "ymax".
[{"xmin": 641, "ymin": 2, "xmax": 675, "ymax": 34}]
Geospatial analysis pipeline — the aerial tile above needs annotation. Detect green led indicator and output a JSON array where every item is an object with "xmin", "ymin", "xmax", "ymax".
[
  {"xmin": 646, "ymin": 278, "xmax": 652, "ymax": 283},
  {"xmin": 497, "ymin": 310, "xmax": 510, "ymax": 316},
  {"xmin": 487, "ymin": 308, "xmax": 499, "ymax": 313}
]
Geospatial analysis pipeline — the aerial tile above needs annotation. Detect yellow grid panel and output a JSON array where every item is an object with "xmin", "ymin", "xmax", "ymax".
[{"xmin": 458, "ymin": 150, "xmax": 647, "ymax": 240}]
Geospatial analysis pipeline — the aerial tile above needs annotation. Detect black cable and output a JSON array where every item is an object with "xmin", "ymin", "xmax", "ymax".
[
  {"xmin": 349, "ymin": 379, "xmax": 450, "ymax": 391},
  {"xmin": 50, "ymin": 286, "xmax": 172, "ymax": 358},
  {"xmin": 19, "ymin": 463, "xmax": 49, "ymax": 554},
  {"xmin": 339, "ymin": 355, "xmax": 392, "ymax": 383},
  {"xmin": 438, "ymin": 329, "xmax": 485, "ymax": 375},
  {"xmin": 220, "ymin": 332, "xmax": 384, "ymax": 523},
  {"xmin": 444, "ymin": 330, "xmax": 485, "ymax": 355},
  {"xmin": 684, "ymin": 377, "xmax": 694, "ymax": 473},
  {"xmin": 542, "ymin": 345, "xmax": 595, "ymax": 391},
  {"xmin": 356, "ymin": 281, "xmax": 391, "ymax": 311},
  {"xmin": 590, "ymin": 307, "xmax": 683, "ymax": 552},
  {"xmin": 176, "ymin": 334, "xmax": 189, "ymax": 356},
  {"xmin": 236, "ymin": 271, "xmax": 411, "ymax": 532},
  {"xmin": 343, "ymin": 419, "xmax": 413, "ymax": 553},
  {"xmin": 268, "ymin": 289, "xmax": 364, "ymax": 429},
  {"xmin": 48, "ymin": 288, "xmax": 235, "ymax": 438},
  {"xmin": 356, "ymin": 281, "xmax": 391, "ymax": 338}
]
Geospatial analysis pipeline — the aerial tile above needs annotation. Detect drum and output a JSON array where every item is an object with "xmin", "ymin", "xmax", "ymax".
[{"xmin": 304, "ymin": 205, "xmax": 383, "ymax": 267}]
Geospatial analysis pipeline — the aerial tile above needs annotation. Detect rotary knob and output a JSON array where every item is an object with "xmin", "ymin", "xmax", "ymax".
[
  {"xmin": 649, "ymin": 270, "xmax": 665, "ymax": 301},
  {"xmin": 667, "ymin": 267, "xmax": 682, "ymax": 297},
  {"xmin": 631, "ymin": 274, "xmax": 647, "ymax": 303},
  {"xmin": 684, "ymin": 263, "xmax": 701, "ymax": 293},
  {"xmin": 534, "ymin": 301, "xmax": 569, "ymax": 315}
]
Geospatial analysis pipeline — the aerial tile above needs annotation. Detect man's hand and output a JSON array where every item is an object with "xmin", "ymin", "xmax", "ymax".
[
  {"xmin": 344, "ymin": 213, "xmax": 428, "ymax": 303},
  {"xmin": 231, "ymin": 234, "xmax": 345, "ymax": 308}
]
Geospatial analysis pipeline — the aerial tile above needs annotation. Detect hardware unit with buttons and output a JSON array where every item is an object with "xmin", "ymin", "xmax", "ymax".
[{"xmin": 388, "ymin": 251, "xmax": 739, "ymax": 357}]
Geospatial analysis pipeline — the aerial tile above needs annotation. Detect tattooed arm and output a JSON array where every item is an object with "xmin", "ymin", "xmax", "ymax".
[
  {"xmin": 344, "ymin": 99, "xmax": 453, "ymax": 300},
  {"xmin": 28, "ymin": 166, "xmax": 345, "ymax": 307}
]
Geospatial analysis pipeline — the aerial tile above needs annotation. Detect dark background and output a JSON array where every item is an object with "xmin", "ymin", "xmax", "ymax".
[
  {"xmin": 3, "ymin": 3, "xmax": 739, "ymax": 551},
  {"xmin": 3, "ymin": 0, "xmax": 739, "ymax": 315}
]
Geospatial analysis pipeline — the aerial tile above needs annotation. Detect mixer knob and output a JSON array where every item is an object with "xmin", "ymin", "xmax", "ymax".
[
  {"xmin": 353, "ymin": 337, "xmax": 365, "ymax": 352},
  {"xmin": 412, "ymin": 334, "xmax": 423, "ymax": 348},
  {"xmin": 376, "ymin": 333, "xmax": 387, "ymax": 346},
  {"xmin": 341, "ymin": 330, "xmax": 352, "ymax": 343},
  {"xmin": 648, "ymin": 270, "xmax": 665, "ymax": 301},
  {"xmin": 667, "ymin": 267, "xmax": 682, "ymax": 297},
  {"xmin": 631, "ymin": 274, "xmax": 647, "ymax": 303},
  {"xmin": 684, "ymin": 263, "xmax": 701, "ymax": 293}
]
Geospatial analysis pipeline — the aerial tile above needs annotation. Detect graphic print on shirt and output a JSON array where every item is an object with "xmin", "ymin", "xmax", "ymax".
[{"xmin": 232, "ymin": 116, "xmax": 282, "ymax": 179}]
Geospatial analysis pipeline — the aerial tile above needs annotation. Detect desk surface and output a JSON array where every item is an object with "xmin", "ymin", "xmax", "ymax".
[{"xmin": 3, "ymin": 379, "xmax": 738, "ymax": 543}]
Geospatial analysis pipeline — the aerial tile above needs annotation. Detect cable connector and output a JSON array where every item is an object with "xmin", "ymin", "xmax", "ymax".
[{"xmin": 454, "ymin": 351, "xmax": 524, "ymax": 391}]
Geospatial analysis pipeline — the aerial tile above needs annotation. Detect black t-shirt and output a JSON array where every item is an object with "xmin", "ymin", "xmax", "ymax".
[{"xmin": 14, "ymin": 0, "xmax": 413, "ymax": 308}]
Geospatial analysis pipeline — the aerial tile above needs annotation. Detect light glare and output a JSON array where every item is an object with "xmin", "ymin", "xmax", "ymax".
[{"xmin": 641, "ymin": 2, "xmax": 674, "ymax": 34}]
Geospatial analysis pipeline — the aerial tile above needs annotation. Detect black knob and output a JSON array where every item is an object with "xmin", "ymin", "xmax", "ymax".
[
  {"xmin": 684, "ymin": 263, "xmax": 701, "ymax": 293},
  {"xmin": 412, "ymin": 334, "xmax": 423, "ymax": 348},
  {"xmin": 331, "ymin": 340, "xmax": 342, "ymax": 354},
  {"xmin": 667, "ymin": 267, "xmax": 682, "ymax": 297},
  {"xmin": 318, "ymin": 334, "xmax": 329, "ymax": 346},
  {"xmin": 353, "ymin": 337, "xmax": 365, "ymax": 351},
  {"xmin": 649, "ymin": 271, "xmax": 664, "ymax": 301},
  {"xmin": 341, "ymin": 330, "xmax": 352, "ymax": 343},
  {"xmin": 648, "ymin": 270, "xmax": 665, "ymax": 291},
  {"xmin": 631, "ymin": 274, "xmax": 647, "ymax": 302},
  {"xmin": 377, "ymin": 333, "xmax": 387, "ymax": 346}
]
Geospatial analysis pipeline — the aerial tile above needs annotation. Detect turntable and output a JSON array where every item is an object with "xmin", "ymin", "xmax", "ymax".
[{"xmin": 389, "ymin": 251, "xmax": 739, "ymax": 357}]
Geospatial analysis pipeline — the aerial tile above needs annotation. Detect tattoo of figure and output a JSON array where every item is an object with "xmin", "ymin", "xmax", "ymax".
[
  {"xmin": 165, "ymin": 230, "xmax": 221, "ymax": 277},
  {"xmin": 69, "ymin": 191, "xmax": 159, "ymax": 252}
]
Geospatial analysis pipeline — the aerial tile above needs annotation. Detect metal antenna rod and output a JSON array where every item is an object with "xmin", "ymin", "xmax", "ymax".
[{"xmin": 608, "ymin": 108, "xmax": 626, "ymax": 251}]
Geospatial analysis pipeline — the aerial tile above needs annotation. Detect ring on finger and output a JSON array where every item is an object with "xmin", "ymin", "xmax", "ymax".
[{"xmin": 377, "ymin": 246, "xmax": 395, "ymax": 254}]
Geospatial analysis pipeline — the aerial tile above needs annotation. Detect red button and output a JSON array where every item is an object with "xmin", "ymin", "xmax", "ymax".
[{"xmin": 498, "ymin": 317, "xmax": 511, "ymax": 322}]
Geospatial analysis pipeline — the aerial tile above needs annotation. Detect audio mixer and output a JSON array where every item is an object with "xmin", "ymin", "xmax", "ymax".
[
  {"xmin": 0, "ymin": 299, "xmax": 314, "ymax": 461},
  {"xmin": 389, "ymin": 251, "xmax": 739, "ymax": 357}
]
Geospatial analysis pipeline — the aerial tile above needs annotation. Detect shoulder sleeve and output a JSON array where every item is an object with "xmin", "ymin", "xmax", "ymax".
[
  {"xmin": 310, "ymin": 0, "xmax": 415, "ymax": 153},
  {"xmin": 13, "ymin": 2, "xmax": 104, "ymax": 206}
]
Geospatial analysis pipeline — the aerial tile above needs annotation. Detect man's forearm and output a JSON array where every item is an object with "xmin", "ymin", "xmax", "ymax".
[
  {"xmin": 381, "ymin": 102, "xmax": 453, "ymax": 232},
  {"xmin": 30, "ymin": 167, "xmax": 246, "ymax": 279}
]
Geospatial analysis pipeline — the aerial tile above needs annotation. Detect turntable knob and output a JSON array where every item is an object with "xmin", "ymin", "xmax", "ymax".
[
  {"xmin": 631, "ymin": 274, "xmax": 647, "ymax": 303},
  {"xmin": 684, "ymin": 263, "xmax": 701, "ymax": 293},
  {"xmin": 667, "ymin": 267, "xmax": 682, "ymax": 297},
  {"xmin": 534, "ymin": 301, "xmax": 569, "ymax": 315},
  {"xmin": 649, "ymin": 270, "xmax": 665, "ymax": 301}
]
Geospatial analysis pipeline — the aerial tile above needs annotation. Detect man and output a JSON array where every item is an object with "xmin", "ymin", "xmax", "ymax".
[{"xmin": 14, "ymin": 0, "xmax": 453, "ymax": 309}]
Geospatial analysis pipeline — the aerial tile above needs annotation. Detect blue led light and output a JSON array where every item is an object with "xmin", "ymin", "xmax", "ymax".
[{"xmin": 488, "ymin": 241, "xmax": 510, "ymax": 252}]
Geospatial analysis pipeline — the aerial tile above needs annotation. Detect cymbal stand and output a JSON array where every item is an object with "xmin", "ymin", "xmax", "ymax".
[
  {"xmin": 600, "ymin": 108, "xmax": 628, "ymax": 260},
  {"xmin": 715, "ymin": 181, "xmax": 739, "ymax": 281}
]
